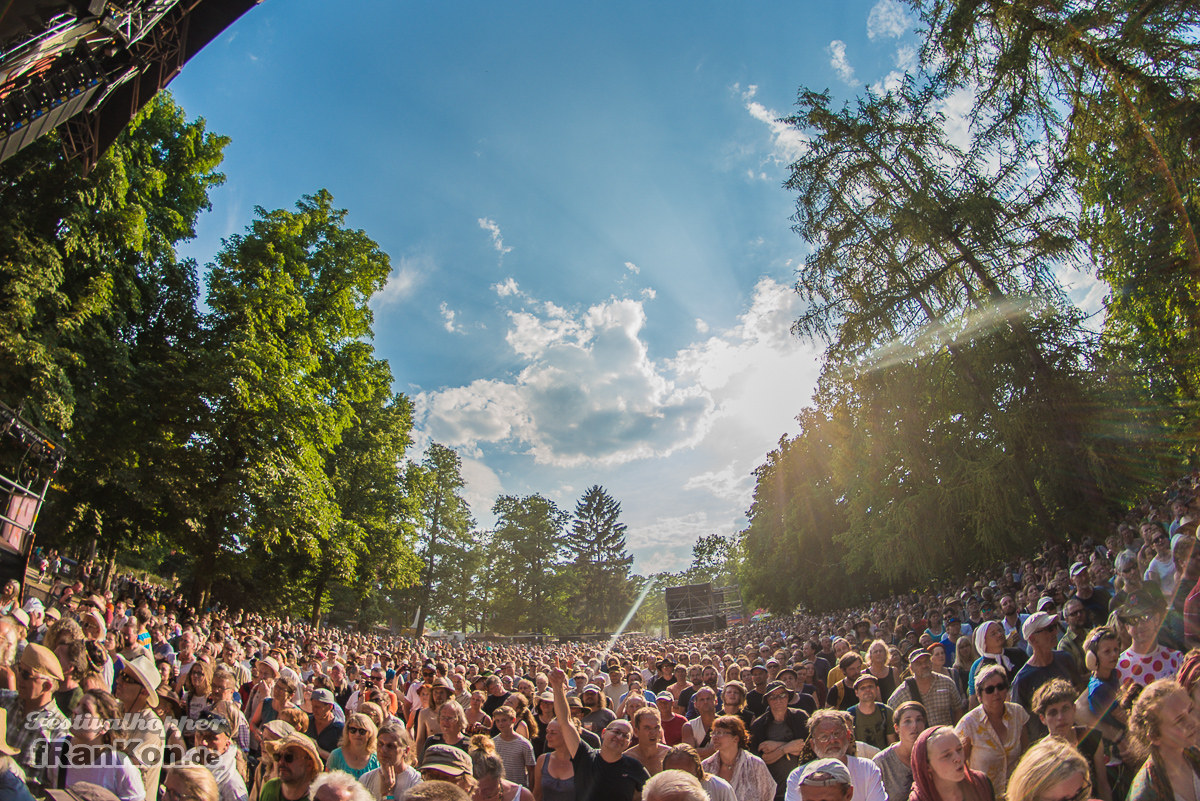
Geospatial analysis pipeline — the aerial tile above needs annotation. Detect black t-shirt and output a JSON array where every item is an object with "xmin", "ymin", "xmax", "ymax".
[
  {"xmin": 677, "ymin": 685, "xmax": 696, "ymax": 713},
  {"xmin": 649, "ymin": 675, "xmax": 672, "ymax": 693},
  {"xmin": 746, "ymin": 689, "xmax": 767, "ymax": 718},
  {"xmin": 483, "ymin": 692, "xmax": 509, "ymax": 716},
  {"xmin": 571, "ymin": 741, "xmax": 649, "ymax": 801}
]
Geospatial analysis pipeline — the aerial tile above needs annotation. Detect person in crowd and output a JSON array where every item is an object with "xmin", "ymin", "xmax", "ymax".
[
  {"xmin": 871, "ymin": 701, "xmax": 926, "ymax": 801},
  {"xmin": 325, "ymin": 711, "xmax": 378, "ymax": 779},
  {"xmin": 787, "ymin": 710, "xmax": 885, "ymax": 801},
  {"xmin": 251, "ymin": 720, "xmax": 295, "ymax": 801},
  {"xmin": 656, "ymin": 691, "xmax": 687, "ymax": 746},
  {"xmin": 847, "ymin": 674, "xmax": 894, "ymax": 751},
  {"xmin": 418, "ymin": 744, "xmax": 479, "ymax": 796},
  {"xmin": 701, "ymin": 714, "xmax": 776, "ymax": 801},
  {"xmin": 788, "ymin": 758, "xmax": 854, "ymax": 801},
  {"xmin": 642, "ymin": 768, "xmax": 710, "ymax": 801},
  {"xmin": 750, "ymin": 679, "xmax": 810, "ymax": 798},
  {"xmin": 1127, "ymin": 678, "xmax": 1200, "ymax": 801},
  {"xmin": 1005, "ymin": 737, "xmax": 1092, "ymax": 801},
  {"xmin": 886, "ymin": 649, "xmax": 963, "ymax": 727},
  {"xmin": 258, "ymin": 733, "xmax": 324, "ymax": 801},
  {"xmin": 662, "ymin": 743, "xmax": 737, "ymax": 801},
  {"xmin": 530, "ymin": 717, "xmax": 577, "ymax": 801},
  {"xmin": 59, "ymin": 688, "xmax": 147, "ymax": 801},
  {"xmin": 359, "ymin": 722, "xmax": 420, "ymax": 801},
  {"xmin": 425, "ymin": 698, "xmax": 469, "ymax": 755},
  {"xmin": 907, "ymin": 726, "xmax": 994, "ymax": 801},
  {"xmin": 1117, "ymin": 588, "xmax": 1182, "ymax": 689},
  {"xmin": 1009, "ymin": 611, "xmax": 1081, "ymax": 738},
  {"xmin": 948, "ymin": 637, "xmax": 977, "ymax": 702},
  {"xmin": 468, "ymin": 735, "xmax": 534, "ymax": 801},
  {"xmin": 0, "ymin": 642, "xmax": 70, "ymax": 787},
  {"xmin": 186, "ymin": 710, "xmax": 248, "ymax": 801},
  {"xmin": 681, "ymin": 685, "xmax": 719, "ymax": 758},
  {"xmin": 490, "ymin": 705, "xmax": 536, "ymax": 788},
  {"xmin": 967, "ymin": 621, "xmax": 1027, "ymax": 707},
  {"xmin": 549, "ymin": 665, "xmax": 648, "ymax": 800},
  {"xmin": 307, "ymin": 688, "xmax": 345, "ymax": 761},
  {"xmin": 953, "ymin": 665, "xmax": 1027, "ymax": 797},
  {"xmin": 465, "ymin": 691, "xmax": 493, "ymax": 737},
  {"xmin": 165, "ymin": 765, "xmax": 221, "ymax": 801},
  {"xmin": 1142, "ymin": 523, "xmax": 1176, "ymax": 595},
  {"xmin": 1029, "ymin": 679, "xmax": 1111, "ymax": 801}
]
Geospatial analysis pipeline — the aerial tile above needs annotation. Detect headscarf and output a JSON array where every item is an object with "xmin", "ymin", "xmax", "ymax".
[
  {"xmin": 972, "ymin": 621, "xmax": 1013, "ymax": 673},
  {"xmin": 909, "ymin": 726, "xmax": 991, "ymax": 801}
]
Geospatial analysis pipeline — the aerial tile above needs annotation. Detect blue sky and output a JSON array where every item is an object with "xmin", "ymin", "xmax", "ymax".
[{"xmin": 169, "ymin": 0, "xmax": 1094, "ymax": 573}]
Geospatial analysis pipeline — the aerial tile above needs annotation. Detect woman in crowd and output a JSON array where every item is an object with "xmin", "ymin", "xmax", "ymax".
[
  {"xmin": 968, "ymin": 621, "xmax": 1024, "ymax": 708},
  {"xmin": 866, "ymin": 640, "xmax": 901, "ymax": 701},
  {"xmin": 359, "ymin": 723, "xmax": 420, "ymax": 801},
  {"xmin": 466, "ymin": 690, "xmax": 493, "ymax": 735},
  {"xmin": 662, "ymin": 743, "xmax": 737, "ymax": 801},
  {"xmin": 163, "ymin": 765, "xmax": 219, "ymax": 801},
  {"xmin": 950, "ymin": 637, "xmax": 978, "ymax": 702},
  {"xmin": 1006, "ymin": 732, "xmax": 1092, "ymax": 801},
  {"xmin": 182, "ymin": 658, "xmax": 214, "ymax": 740},
  {"xmin": 873, "ymin": 701, "xmax": 927, "ymax": 801},
  {"xmin": 325, "ymin": 711, "xmax": 379, "ymax": 779},
  {"xmin": 531, "ymin": 717, "xmax": 576, "ymax": 801},
  {"xmin": 954, "ymin": 664, "xmax": 1027, "ymax": 797},
  {"xmin": 1127, "ymin": 678, "xmax": 1200, "ymax": 801},
  {"xmin": 1030, "ymin": 679, "xmax": 1111, "ymax": 801},
  {"xmin": 720, "ymin": 680, "xmax": 755, "ymax": 728},
  {"xmin": 700, "ymin": 714, "xmax": 776, "ymax": 801},
  {"xmin": 60, "ymin": 689, "xmax": 147, "ymax": 801},
  {"xmin": 469, "ymin": 735, "xmax": 534, "ymax": 801},
  {"xmin": 427, "ymin": 699, "xmax": 471, "ymax": 752},
  {"xmin": 908, "ymin": 726, "xmax": 994, "ymax": 801}
]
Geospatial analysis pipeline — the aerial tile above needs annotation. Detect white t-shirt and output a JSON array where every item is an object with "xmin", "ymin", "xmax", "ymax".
[{"xmin": 64, "ymin": 748, "xmax": 146, "ymax": 801}]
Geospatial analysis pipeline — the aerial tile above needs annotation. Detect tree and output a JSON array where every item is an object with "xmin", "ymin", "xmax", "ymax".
[
  {"xmin": 490, "ymin": 494, "xmax": 570, "ymax": 635},
  {"xmin": 406, "ymin": 443, "xmax": 474, "ymax": 637},
  {"xmin": 190, "ymin": 189, "xmax": 393, "ymax": 606},
  {"xmin": 566, "ymin": 485, "xmax": 633, "ymax": 633},
  {"xmin": 0, "ymin": 93, "xmax": 228, "ymax": 578}
]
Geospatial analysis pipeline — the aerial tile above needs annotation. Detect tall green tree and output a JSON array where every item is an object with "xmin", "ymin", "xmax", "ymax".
[
  {"xmin": 406, "ymin": 443, "xmax": 474, "ymax": 637},
  {"xmin": 0, "ymin": 93, "xmax": 228, "ymax": 572},
  {"xmin": 566, "ymin": 485, "xmax": 633, "ymax": 632},
  {"xmin": 491, "ymin": 494, "xmax": 570, "ymax": 635},
  {"xmin": 191, "ymin": 190, "xmax": 393, "ymax": 606}
]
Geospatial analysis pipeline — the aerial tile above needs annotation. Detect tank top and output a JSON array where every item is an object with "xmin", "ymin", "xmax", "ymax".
[{"xmin": 539, "ymin": 756, "xmax": 575, "ymax": 801}]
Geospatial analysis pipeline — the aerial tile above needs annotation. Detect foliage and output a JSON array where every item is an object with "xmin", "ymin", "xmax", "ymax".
[
  {"xmin": 566, "ymin": 485, "xmax": 634, "ymax": 632},
  {"xmin": 489, "ymin": 494, "xmax": 571, "ymax": 636}
]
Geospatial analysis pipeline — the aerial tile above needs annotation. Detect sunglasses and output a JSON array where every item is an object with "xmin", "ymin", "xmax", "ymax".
[
  {"xmin": 1044, "ymin": 784, "xmax": 1090, "ymax": 801},
  {"xmin": 980, "ymin": 683, "xmax": 1008, "ymax": 695},
  {"xmin": 280, "ymin": 751, "xmax": 302, "ymax": 763},
  {"xmin": 116, "ymin": 672, "xmax": 140, "ymax": 685},
  {"xmin": 347, "ymin": 726, "xmax": 369, "ymax": 735}
]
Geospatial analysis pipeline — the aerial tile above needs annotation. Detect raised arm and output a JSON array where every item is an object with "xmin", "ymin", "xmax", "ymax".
[{"xmin": 549, "ymin": 666, "xmax": 580, "ymax": 758}]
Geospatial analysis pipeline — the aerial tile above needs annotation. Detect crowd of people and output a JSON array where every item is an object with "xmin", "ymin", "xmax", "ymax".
[{"xmin": 0, "ymin": 472, "xmax": 1197, "ymax": 801}]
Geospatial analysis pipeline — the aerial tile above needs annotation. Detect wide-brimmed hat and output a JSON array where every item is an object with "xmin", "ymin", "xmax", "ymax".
[
  {"xmin": 267, "ymin": 733, "xmax": 322, "ymax": 773},
  {"xmin": 119, "ymin": 651, "xmax": 161, "ymax": 707},
  {"xmin": 47, "ymin": 783, "xmax": 120, "ymax": 801}
]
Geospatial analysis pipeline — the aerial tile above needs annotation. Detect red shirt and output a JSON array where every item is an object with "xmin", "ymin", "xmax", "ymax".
[{"xmin": 661, "ymin": 712, "xmax": 687, "ymax": 745}]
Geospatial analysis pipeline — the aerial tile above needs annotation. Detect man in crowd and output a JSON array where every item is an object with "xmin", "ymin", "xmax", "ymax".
[
  {"xmin": 885, "ymin": 648, "xmax": 962, "ymax": 727},
  {"xmin": 550, "ymin": 665, "xmax": 649, "ymax": 800},
  {"xmin": 113, "ymin": 651, "xmax": 165, "ymax": 795},
  {"xmin": 1009, "ymin": 610, "xmax": 1081, "ymax": 738},
  {"xmin": 259, "ymin": 733, "xmax": 324, "ymax": 801},
  {"xmin": 625, "ymin": 706, "xmax": 670, "ymax": 775},
  {"xmin": 307, "ymin": 687, "xmax": 344, "ymax": 760},
  {"xmin": 681, "ymin": 686, "xmax": 719, "ymax": 758},
  {"xmin": 786, "ymin": 758, "xmax": 855, "ymax": 801},
  {"xmin": 0, "ymin": 643, "xmax": 69, "ymax": 787}
]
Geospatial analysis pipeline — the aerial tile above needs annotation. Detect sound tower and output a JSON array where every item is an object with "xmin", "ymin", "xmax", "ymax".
[{"xmin": 665, "ymin": 583, "xmax": 728, "ymax": 638}]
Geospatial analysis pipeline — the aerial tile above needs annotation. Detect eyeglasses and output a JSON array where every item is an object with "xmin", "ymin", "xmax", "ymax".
[
  {"xmin": 1122, "ymin": 614, "xmax": 1155, "ymax": 626},
  {"xmin": 347, "ymin": 726, "xmax": 368, "ymax": 735},
  {"xmin": 604, "ymin": 728, "xmax": 632, "ymax": 739},
  {"xmin": 980, "ymin": 683, "xmax": 1008, "ymax": 695},
  {"xmin": 280, "ymin": 751, "xmax": 301, "ymax": 764},
  {"xmin": 116, "ymin": 672, "xmax": 141, "ymax": 685}
]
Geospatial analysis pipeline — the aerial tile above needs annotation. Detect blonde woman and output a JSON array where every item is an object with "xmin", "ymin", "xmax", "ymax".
[
  {"xmin": 1006, "ymin": 738, "xmax": 1091, "ymax": 801},
  {"xmin": 326, "ymin": 711, "xmax": 379, "ymax": 779}
]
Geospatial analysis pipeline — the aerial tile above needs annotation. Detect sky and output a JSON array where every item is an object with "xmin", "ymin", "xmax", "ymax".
[{"xmin": 168, "ymin": 0, "xmax": 1101, "ymax": 574}]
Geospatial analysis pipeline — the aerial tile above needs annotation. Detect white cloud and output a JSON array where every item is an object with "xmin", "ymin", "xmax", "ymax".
[
  {"xmin": 439, "ymin": 302, "xmax": 462, "ymax": 333},
  {"xmin": 871, "ymin": 70, "xmax": 905, "ymax": 95},
  {"xmin": 895, "ymin": 43, "xmax": 918, "ymax": 71},
  {"xmin": 695, "ymin": 318, "xmax": 709, "ymax": 334},
  {"xmin": 867, "ymin": 0, "xmax": 912, "ymax": 39},
  {"xmin": 829, "ymin": 40, "xmax": 856, "ymax": 84},
  {"xmin": 373, "ymin": 255, "xmax": 424, "ymax": 306},
  {"xmin": 417, "ymin": 277, "xmax": 823, "ymax": 479},
  {"xmin": 737, "ymin": 84, "xmax": 808, "ymax": 166},
  {"xmin": 493, "ymin": 277, "xmax": 521, "ymax": 297},
  {"xmin": 478, "ymin": 217, "xmax": 512, "ymax": 255},
  {"xmin": 939, "ymin": 86, "xmax": 976, "ymax": 151},
  {"xmin": 624, "ymin": 261, "xmax": 640, "ymax": 275},
  {"xmin": 641, "ymin": 288, "xmax": 657, "ymax": 300}
]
